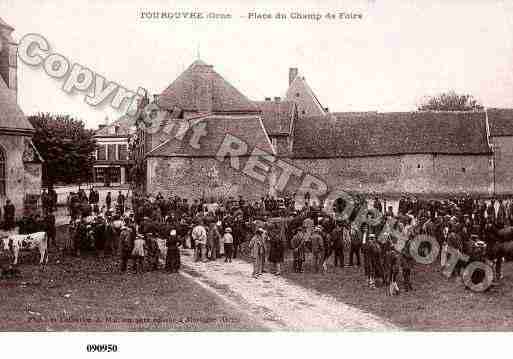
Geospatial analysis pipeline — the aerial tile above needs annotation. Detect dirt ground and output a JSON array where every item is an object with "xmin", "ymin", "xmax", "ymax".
[
  {"xmin": 2, "ymin": 225, "xmax": 513, "ymax": 331},
  {"xmin": 182, "ymin": 248, "xmax": 513, "ymax": 331},
  {"xmin": 0, "ymin": 227, "xmax": 264, "ymax": 331}
]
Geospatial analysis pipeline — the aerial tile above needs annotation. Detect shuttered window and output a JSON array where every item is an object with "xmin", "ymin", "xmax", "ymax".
[
  {"xmin": 118, "ymin": 144, "xmax": 128, "ymax": 160},
  {"xmin": 97, "ymin": 145, "xmax": 106, "ymax": 160},
  {"xmin": 108, "ymin": 144, "xmax": 117, "ymax": 161}
]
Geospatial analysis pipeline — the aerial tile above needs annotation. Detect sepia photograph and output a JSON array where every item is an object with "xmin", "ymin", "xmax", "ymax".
[{"xmin": 1, "ymin": 0, "xmax": 513, "ymax": 354}]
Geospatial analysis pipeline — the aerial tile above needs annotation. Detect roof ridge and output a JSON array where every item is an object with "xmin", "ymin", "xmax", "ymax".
[{"xmin": 159, "ymin": 61, "xmax": 259, "ymax": 113}]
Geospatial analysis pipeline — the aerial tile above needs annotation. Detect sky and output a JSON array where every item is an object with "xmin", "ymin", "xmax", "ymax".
[{"xmin": 2, "ymin": 0, "xmax": 513, "ymax": 129}]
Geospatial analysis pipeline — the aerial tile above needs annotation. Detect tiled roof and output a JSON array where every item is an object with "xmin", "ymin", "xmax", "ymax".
[
  {"xmin": 146, "ymin": 115, "xmax": 274, "ymax": 157},
  {"xmin": 94, "ymin": 115, "xmax": 136, "ymax": 137},
  {"xmin": 0, "ymin": 76, "xmax": 33, "ymax": 134},
  {"xmin": 292, "ymin": 111, "xmax": 491, "ymax": 158},
  {"xmin": 159, "ymin": 60, "xmax": 260, "ymax": 114},
  {"xmin": 254, "ymin": 100, "xmax": 295, "ymax": 135},
  {"xmin": 285, "ymin": 75, "xmax": 327, "ymax": 117},
  {"xmin": 487, "ymin": 108, "xmax": 513, "ymax": 137}
]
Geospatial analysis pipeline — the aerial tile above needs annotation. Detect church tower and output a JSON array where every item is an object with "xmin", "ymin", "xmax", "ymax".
[{"xmin": 0, "ymin": 17, "xmax": 18, "ymax": 98}]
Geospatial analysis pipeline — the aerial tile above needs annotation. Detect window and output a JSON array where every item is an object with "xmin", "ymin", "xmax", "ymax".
[
  {"xmin": 417, "ymin": 164, "xmax": 421, "ymax": 169},
  {"xmin": 0, "ymin": 147, "xmax": 5, "ymax": 197},
  {"xmin": 462, "ymin": 167, "xmax": 466, "ymax": 173},
  {"xmin": 118, "ymin": 144, "xmax": 128, "ymax": 160},
  {"xmin": 301, "ymin": 110, "xmax": 306, "ymax": 115},
  {"xmin": 94, "ymin": 167, "xmax": 106, "ymax": 183},
  {"xmin": 108, "ymin": 144, "xmax": 117, "ymax": 161},
  {"xmin": 97, "ymin": 145, "xmax": 106, "ymax": 160},
  {"xmin": 296, "ymin": 92, "xmax": 300, "ymax": 97}
]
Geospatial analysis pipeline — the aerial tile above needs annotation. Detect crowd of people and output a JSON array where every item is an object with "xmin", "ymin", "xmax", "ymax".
[{"xmin": 14, "ymin": 187, "xmax": 513, "ymax": 294}]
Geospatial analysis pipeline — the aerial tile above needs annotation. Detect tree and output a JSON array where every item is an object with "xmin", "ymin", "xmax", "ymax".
[
  {"xmin": 28, "ymin": 113, "xmax": 97, "ymax": 186},
  {"xmin": 418, "ymin": 91, "xmax": 484, "ymax": 111}
]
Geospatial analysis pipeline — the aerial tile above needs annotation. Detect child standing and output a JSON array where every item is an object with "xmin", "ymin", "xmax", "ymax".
[
  {"xmin": 223, "ymin": 228, "xmax": 234, "ymax": 263},
  {"xmin": 132, "ymin": 234, "xmax": 145, "ymax": 274}
]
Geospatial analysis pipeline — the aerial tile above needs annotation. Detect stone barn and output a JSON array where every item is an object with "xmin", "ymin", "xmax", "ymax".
[{"xmin": 135, "ymin": 59, "xmax": 501, "ymax": 202}]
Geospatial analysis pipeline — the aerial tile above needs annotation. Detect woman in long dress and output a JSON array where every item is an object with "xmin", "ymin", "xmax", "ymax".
[{"xmin": 166, "ymin": 229, "xmax": 181, "ymax": 273}]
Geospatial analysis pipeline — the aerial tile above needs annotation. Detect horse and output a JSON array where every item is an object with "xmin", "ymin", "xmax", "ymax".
[{"xmin": 483, "ymin": 226, "xmax": 513, "ymax": 280}]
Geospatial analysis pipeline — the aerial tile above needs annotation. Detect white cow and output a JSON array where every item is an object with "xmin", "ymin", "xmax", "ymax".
[{"xmin": 1, "ymin": 231, "xmax": 48, "ymax": 265}]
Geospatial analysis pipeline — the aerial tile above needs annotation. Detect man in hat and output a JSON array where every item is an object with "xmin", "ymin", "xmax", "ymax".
[
  {"xmin": 331, "ymin": 220, "xmax": 345, "ymax": 268},
  {"xmin": 362, "ymin": 229, "xmax": 376, "ymax": 288},
  {"xmin": 132, "ymin": 233, "xmax": 145, "ymax": 274},
  {"xmin": 303, "ymin": 217, "xmax": 314, "ymax": 233},
  {"xmin": 119, "ymin": 224, "xmax": 134, "ymax": 273},
  {"xmin": 106, "ymin": 192, "xmax": 112, "ymax": 211},
  {"xmin": 207, "ymin": 220, "xmax": 221, "ymax": 260},
  {"xmin": 117, "ymin": 191, "xmax": 126, "ymax": 215},
  {"xmin": 311, "ymin": 226, "xmax": 325, "ymax": 273},
  {"xmin": 440, "ymin": 219, "xmax": 450, "ymax": 267},
  {"xmin": 291, "ymin": 227, "xmax": 307, "ymax": 273},
  {"xmin": 349, "ymin": 223, "xmax": 362, "ymax": 267},
  {"xmin": 497, "ymin": 199, "xmax": 506, "ymax": 229},
  {"xmin": 146, "ymin": 233, "xmax": 160, "ymax": 271},
  {"xmin": 249, "ymin": 228, "xmax": 266, "ymax": 278},
  {"xmin": 223, "ymin": 227, "xmax": 234, "ymax": 263},
  {"xmin": 192, "ymin": 219, "xmax": 207, "ymax": 262}
]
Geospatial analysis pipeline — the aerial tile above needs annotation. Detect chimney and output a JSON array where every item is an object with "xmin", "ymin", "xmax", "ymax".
[
  {"xmin": 274, "ymin": 97, "xmax": 281, "ymax": 102},
  {"xmin": 265, "ymin": 97, "xmax": 271, "ymax": 101},
  {"xmin": 289, "ymin": 67, "xmax": 298, "ymax": 86}
]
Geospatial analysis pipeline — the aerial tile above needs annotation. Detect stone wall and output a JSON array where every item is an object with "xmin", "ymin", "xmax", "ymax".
[
  {"xmin": 146, "ymin": 152, "xmax": 493, "ymax": 202},
  {"xmin": 491, "ymin": 136, "xmax": 513, "ymax": 195},
  {"xmin": 146, "ymin": 156, "xmax": 269, "ymax": 201},
  {"xmin": 0, "ymin": 134, "xmax": 30, "ymax": 216},
  {"xmin": 288, "ymin": 154, "xmax": 492, "ymax": 199}
]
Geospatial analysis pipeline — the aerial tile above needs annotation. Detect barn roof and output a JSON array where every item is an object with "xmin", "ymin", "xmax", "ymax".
[
  {"xmin": 254, "ymin": 100, "xmax": 295, "ymax": 135},
  {"xmin": 292, "ymin": 111, "xmax": 492, "ymax": 158},
  {"xmin": 146, "ymin": 115, "xmax": 274, "ymax": 157},
  {"xmin": 159, "ymin": 60, "xmax": 260, "ymax": 114},
  {"xmin": 0, "ymin": 77, "xmax": 33, "ymax": 135},
  {"xmin": 487, "ymin": 108, "xmax": 513, "ymax": 137}
]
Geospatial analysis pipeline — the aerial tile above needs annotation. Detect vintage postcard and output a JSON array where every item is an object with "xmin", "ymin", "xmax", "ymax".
[{"xmin": 0, "ymin": 0, "xmax": 512, "ymax": 356}]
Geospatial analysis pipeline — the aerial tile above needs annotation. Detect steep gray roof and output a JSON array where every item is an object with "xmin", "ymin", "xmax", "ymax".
[
  {"xmin": 0, "ymin": 76, "xmax": 33, "ymax": 134},
  {"xmin": 146, "ymin": 115, "xmax": 274, "ymax": 157},
  {"xmin": 254, "ymin": 100, "xmax": 295, "ymax": 135},
  {"xmin": 292, "ymin": 111, "xmax": 492, "ymax": 158},
  {"xmin": 159, "ymin": 60, "xmax": 260, "ymax": 114}
]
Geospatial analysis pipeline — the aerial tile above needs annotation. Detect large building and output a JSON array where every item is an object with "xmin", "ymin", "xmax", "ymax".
[
  {"xmin": 487, "ymin": 108, "xmax": 513, "ymax": 196},
  {"xmin": 0, "ymin": 17, "xmax": 42, "ymax": 216},
  {"xmin": 92, "ymin": 116, "xmax": 136, "ymax": 186},
  {"xmin": 132, "ymin": 59, "xmax": 513, "ymax": 201}
]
